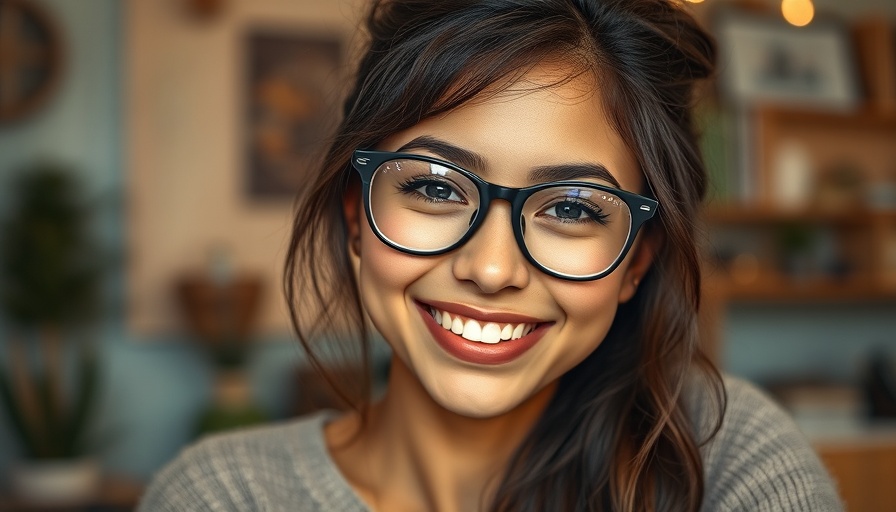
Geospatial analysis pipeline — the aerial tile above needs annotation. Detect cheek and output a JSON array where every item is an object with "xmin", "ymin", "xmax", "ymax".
[
  {"xmin": 356, "ymin": 224, "xmax": 431, "ymax": 342},
  {"xmin": 558, "ymin": 270, "xmax": 625, "ymax": 319},
  {"xmin": 550, "ymin": 274, "xmax": 627, "ymax": 359},
  {"xmin": 358, "ymin": 222, "xmax": 433, "ymax": 289}
]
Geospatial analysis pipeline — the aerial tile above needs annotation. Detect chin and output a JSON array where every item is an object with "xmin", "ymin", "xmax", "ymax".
[{"xmin": 423, "ymin": 373, "xmax": 536, "ymax": 419}]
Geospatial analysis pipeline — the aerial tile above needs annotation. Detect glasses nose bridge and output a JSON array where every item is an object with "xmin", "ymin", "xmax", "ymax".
[
  {"xmin": 480, "ymin": 182, "xmax": 523, "ymax": 212},
  {"xmin": 467, "ymin": 183, "xmax": 525, "ymax": 253},
  {"xmin": 475, "ymin": 183, "xmax": 523, "ymax": 231},
  {"xmin": 488, "ymin": 182, "xmax": 518, "ymax": 201}
]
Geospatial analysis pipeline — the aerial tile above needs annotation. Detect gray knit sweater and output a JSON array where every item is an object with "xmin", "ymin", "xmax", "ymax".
[{"xmin": 139, "ymin": 377, "xmax": 843, "ymax": 511}]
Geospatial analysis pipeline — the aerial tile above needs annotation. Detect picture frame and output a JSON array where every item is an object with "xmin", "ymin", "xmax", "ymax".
[
  {"xmin": 245, "ymin": 29, "xmax": 344, "ymax": 199},
  {"xmin": 717, "ymin": 11, "xmax": 860, "ymax": 111}
]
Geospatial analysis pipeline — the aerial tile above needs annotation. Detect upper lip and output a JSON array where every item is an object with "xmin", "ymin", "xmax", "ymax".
[{"xmin": 418, "ymin": 299, "xmax": 548, "ymax": 324}]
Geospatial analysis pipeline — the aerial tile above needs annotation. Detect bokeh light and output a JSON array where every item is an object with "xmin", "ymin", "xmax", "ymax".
[{"xmin": 782, "ymin": 0, "xmax": 815, "ymax": 27}]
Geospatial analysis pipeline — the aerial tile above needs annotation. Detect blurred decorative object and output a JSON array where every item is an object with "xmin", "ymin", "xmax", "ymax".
[
  {"xmin": 766, "ymin": 377, "xmax": 862, "ymax": 437},
  {"xmin": 246, "ymin": 29, "xmax": 343, "ymax": 198},
  {"xmin": 774, "ymin": 223, "xmax": 816, "ymax": 278},
  {"xmin": 0, "ymin": 164, "xmax": 104, "ymax": 503},
  {"xmin": 0, "ymin": 0, "xmax": 63, "ymax": 124},
  {"xmin": 175, "ymin": 251, "xmax": 267, "ymax": 434},
  {"xmin": 814, "ymin": 161, "xmax": 865, "ymax": 211},
  {"xmin": 851, "ymin": 17, "xmax": 896, "ymax": 114},
  {"xmin": 862, "ymin": 351, "xmax": 896, "ymax": 419},
  {"xmin": 195, "ymin": 369, "xmax": 267, "ymax": 435},
  {"xmin": 717, "ymin": 10, "xmax": 859, "ymax": 110},
  {"xmin": 772, "ymin": 140, "xmax": 813, "ymax": 208},
  {"xmin": 729, "ymin": 252, "xmax": 761, "ymax": 285},
  {"xmin": 780, "ymin": 0, "xmax": 814, "ymax": 28},
  {"xmin": 185, "ymin": 0, "xmax": 225, "ymax": 20},
  {"xmin": 9, "ymin": 458, "xmax": 101, "ymax": 505},
  {"xmin": 865, "ymin": 178, "xmax": 896, "ymax": 211},
  {"xmin": 175, "ymin": 273, "xmax": 262, "ymax": 368},
  {"xmin": 696, "ymin": 97, "xmax": 737, "ymax": 203}
]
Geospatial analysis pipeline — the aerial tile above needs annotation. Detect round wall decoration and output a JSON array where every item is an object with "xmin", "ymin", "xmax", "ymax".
[{"xmin": 0, "ymin": 0, "xmax": 63, "ymax": 124}]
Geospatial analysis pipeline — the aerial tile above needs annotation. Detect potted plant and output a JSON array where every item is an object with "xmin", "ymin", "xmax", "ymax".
[
  {"xmin": 0, "ymin": 163, "xmax": 104, "ymax": 504},
  {"xmin": 175, "ymin": 260, "xmax": 268, "ymax": 435}
]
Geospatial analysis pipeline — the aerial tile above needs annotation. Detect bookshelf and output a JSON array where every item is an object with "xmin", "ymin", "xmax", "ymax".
[{"xmin": 700, "ymin": 14, "xmax": 896, "ymax": 512}]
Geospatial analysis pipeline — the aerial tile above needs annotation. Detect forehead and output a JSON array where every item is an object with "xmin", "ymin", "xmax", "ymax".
[{"xmin": 379, "ymin": 63, "xmax": 642, "ymax": 192}]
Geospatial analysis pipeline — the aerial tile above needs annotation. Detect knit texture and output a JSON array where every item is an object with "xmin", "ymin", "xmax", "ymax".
[{"xmin": 138, "ymin": 377, "xmax": 844, "ymax": 511}]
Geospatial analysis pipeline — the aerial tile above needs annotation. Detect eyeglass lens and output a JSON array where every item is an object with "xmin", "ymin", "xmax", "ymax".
[{"xmin": 368, "ymin": 158, "xmax": 633, "ymax": 278}]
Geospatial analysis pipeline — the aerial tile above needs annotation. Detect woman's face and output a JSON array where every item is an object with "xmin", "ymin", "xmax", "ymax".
[{"xmin": 347, "ymin": 64, "xmax": 653, "ymax": 418}]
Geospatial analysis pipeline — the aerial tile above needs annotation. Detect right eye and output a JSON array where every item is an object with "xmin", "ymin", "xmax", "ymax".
[{"xmin": 400, "ymin": 179, "xmax": 466, "ymax": 204}]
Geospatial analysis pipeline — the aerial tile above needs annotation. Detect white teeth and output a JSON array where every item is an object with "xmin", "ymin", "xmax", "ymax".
[
  {"xmin": 481, "ymin": 323, "xmax": 502, "ymax": 344},
  {"xmin": 501, "ymin": 324, "xmax": 513, "ymax": 340},
  {"xmin": 451, "ymin": 316, "xmax": 464, "ymax": 334},
  {"xmin": 441, "ymin": 312, "xmax": 452, "ymax": 330},
  {"xmin": 428, "ymin": 305, "xmax": 539, "ymax": 345},
  {"xmin": 461, "ymin": 319, "xmax": 482, "ymax": 341}
]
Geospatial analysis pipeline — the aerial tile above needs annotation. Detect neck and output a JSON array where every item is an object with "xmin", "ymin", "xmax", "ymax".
[{"xmin": 326, "ymin": 355, "xmax": 556, "ymax": 512}]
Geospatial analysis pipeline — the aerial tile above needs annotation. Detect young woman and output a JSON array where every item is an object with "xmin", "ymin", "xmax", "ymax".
[{"xmin": 140, "ymin": 1, "xmax": 842, "ymax": 510}]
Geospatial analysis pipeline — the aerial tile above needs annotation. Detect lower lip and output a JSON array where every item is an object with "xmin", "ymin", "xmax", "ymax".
[{"xmin": 415, "ymin": 303, "xmax": 549, "ymax": 365}]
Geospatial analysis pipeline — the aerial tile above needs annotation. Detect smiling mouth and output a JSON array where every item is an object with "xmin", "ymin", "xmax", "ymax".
[{"xmin": 424, "ymin": 305, "xmax": 539, "ymax": 344}]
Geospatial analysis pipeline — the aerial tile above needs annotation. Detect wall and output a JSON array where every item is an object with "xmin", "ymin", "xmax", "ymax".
[{"xmin": 126, "ymin": 0, "xmax": 363, "ymax": 335}]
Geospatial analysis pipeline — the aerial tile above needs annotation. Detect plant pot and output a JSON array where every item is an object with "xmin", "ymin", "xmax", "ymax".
[{"xmin": 9, "ymin": 457, "xmax": 101, "ymax": 505}]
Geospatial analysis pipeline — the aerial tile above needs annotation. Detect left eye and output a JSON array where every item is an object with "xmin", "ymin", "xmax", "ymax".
[
  {"xmin": 548, "ymin": 201, "xmax": 583, "ymax": 219},
  {"xmin": 544, "ymin": 201, "xmax": 598, "ymax": 221},
  {"xmin": 418, "ymin": 182, "xmax": 462, "ymax": 202}
]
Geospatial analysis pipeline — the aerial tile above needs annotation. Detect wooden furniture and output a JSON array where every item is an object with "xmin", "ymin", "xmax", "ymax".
[
  {"xmin": 700, "ymin": 109, "xmax": 896, "ymax": 353},
  {"xmin": 818, "ymin": 435, "xmax": 896, "ymax": 512}
]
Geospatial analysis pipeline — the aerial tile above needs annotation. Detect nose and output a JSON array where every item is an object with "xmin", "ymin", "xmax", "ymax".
[{"xmin": 451, "ymin": 200, "xmax": 531, "ymax": 293}]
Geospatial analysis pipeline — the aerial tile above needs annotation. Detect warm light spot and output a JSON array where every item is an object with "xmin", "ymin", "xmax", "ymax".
[
  {"xmin": 685, "ymin": 0, "xmax": 705, "ymax": 3},
  {"xmin": 782, "ymin": 0, "xmax": 814, "ymax": 27}
]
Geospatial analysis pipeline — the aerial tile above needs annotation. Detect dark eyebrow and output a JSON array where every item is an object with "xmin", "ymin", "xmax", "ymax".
[
  {"xmin": 529, "ymin": 163, "xmax": 622, "ymax": 189},
  {"xmin": 396, "ymin": 135, "xmax": 622, "ymax": 189},
  {"xmin": 396, "ymin": 136, "xmax": 488, "ymax": 172}
]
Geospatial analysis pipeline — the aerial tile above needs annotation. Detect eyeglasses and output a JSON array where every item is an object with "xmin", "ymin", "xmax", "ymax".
[{"xmin": 351, "ymin": 149, "xmax": 658, "ymax": 281}]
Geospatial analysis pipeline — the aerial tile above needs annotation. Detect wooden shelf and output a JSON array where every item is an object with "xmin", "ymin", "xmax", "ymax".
[
  {"xmin": 704, "ymin": 275, "xmax": 896, "ymax": 302},
  {"xmin": 755, "ymin": 105, "xmax": 896, "ymax": 131},
  {"xmin": 702, "ymin": 15, "xmax": 896, "ymax": 512},
  {"xmin": 702, "ymin": 204, "xmax": 894, "ymax": 225}
]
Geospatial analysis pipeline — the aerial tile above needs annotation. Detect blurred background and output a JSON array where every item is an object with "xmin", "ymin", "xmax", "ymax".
[{"xmin": 0, "ymin": 0, "xmax": 894, "ymax": 510}]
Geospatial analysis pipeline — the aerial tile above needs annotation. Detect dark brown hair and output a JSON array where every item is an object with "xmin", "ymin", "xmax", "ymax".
[{"xmin": 284, "ymin": 1, "xmax": 725, "ymax": 510}]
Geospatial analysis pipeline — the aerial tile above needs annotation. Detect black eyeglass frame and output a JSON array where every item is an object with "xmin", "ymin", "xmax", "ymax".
[{"xmin": 352, "ymin": 149, "xmax": 659, "ymax": 281}]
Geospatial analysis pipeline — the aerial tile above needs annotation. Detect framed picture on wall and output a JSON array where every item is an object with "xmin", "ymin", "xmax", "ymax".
[
  {"xmin": 717, "ymin": 12, "xmax": 860, "ymax": 111},
  {"xmin": 245, "ymin": 29, "xmax": 344, "ymax": 198}
]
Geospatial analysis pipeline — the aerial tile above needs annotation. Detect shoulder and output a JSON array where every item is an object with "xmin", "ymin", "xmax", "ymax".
[
  {"xmin": 137, "ymin": 412, "xmax": 365, "ymax": 512},
  {"xmin": 692, "ymin": 375, "xmax": 844, "ymax": 512}
]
